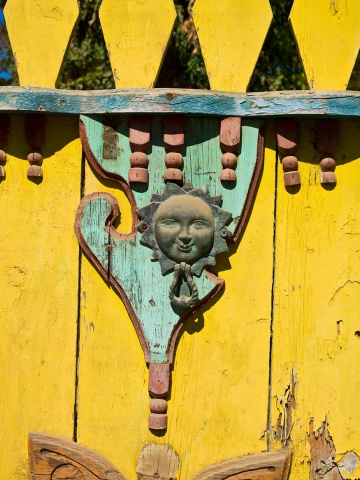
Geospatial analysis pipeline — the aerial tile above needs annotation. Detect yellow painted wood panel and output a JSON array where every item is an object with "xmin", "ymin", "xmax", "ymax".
[
  {"xmin": 76, "ymin": 124, "xmax": 276, "ymax": 480},
  {"xmin": 99, "ymin": 0, "xmax": 176, "ymax": 88},
  {"xmin": 0, "ymin": 116, "xmax": 81, "ymax": 478},
  {"xmin": 193, "ymin": 0, "xmax": 273, "ymax": 92},
  {"xmin": 271, "ymin": 121, "xmax": 360, "ymax": 479},
  {"xmin": 4, "ymin": 0, "xmax": 79, "ymax": 87},
  {"xmin": 290, "ymin": 0, "xmax": 360, "ymax": 89}
]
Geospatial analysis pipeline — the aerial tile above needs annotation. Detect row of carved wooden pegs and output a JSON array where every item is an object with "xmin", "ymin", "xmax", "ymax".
[
  {"xmin": 127, "ymin": 115, "xmax": 241, "ymax": 185},
  {"xmin": 0, "ymin": 115, "xmax": 46, "ymax": 179},
  {"xmin": 276, "ymin": 119, "xmax": 338, "ymax": 188}
]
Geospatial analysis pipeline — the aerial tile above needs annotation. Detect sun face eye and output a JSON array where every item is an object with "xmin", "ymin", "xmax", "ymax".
[
  {"xmin": 160, "ymin": 218, "xmax": 179, "ymax": 227},
  {"xmin": 191, "ymin": 219, "xmax": 209, "ymax": 229}
]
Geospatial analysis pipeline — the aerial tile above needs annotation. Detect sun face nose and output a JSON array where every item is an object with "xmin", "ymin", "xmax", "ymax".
[{"xmin": 178, "ymin": 225, "xmax": 191, "ymax": 243}]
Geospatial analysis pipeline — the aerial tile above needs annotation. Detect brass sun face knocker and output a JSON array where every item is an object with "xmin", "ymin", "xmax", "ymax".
[{"xmin": 137, "ymin": 182, "xmax": 232, "ymax": 309}]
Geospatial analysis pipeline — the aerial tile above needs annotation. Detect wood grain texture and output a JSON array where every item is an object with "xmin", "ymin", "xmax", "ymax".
[
  {"xmin": 4, "ymin": 0, "xmax": 79, "ymax": 87},
  {"xmin": 271, "ymin": 120, "xmax": 360, "ymax": 480},
  {"xmin": 75, "ymin": 121, "xmax": 276, "ymax": 480},
  {"xmin": 99, "ymin": 0, "xmax": 176, "ymax": 88},
  {"xmin": 193, "ymin": 0, "xmax": 272, "ymax": 91},
  {"xmin": 0, "ymin": 116, "xmax": 81, "ymax": 478},
  {"xmin": 192, "ymin": 449, "xmax": 291, "ymax": 480},
  {"xmin": 3, "ymin": 88, "xmax": 360, "ymax": 117},
  {"xmin": 137, "ymin": 444, "xmax": 180, "ymax": 480},
  {"xmin": 29, "ymin": 432, "xmax": 125, "ymax": 479},
  {"xmin": 290, "ymin": 0, "xmax": 360, "ymax": 89}
]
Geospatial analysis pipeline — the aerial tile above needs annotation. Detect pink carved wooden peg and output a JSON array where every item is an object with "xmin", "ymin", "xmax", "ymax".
[
  {"xmin": 0, "ymin": 115, "xmax": 10, "ymax": 179},
  {"xmin": 276, "ymin": 120, "xmax": 301, "ymax": 188},
  {"xmin": 163, "ymin": 116, "xmax": 185, "ymax": 183},
  {"xmin": 220, "ymin": 117, "xmax": 241, "ymax": 152},
  {"xmin": 164, "ymin": 116, "xmax": 185, "ymax": 152},
  {"xmin": 276, "ymin": 119, "xmax": 298, "ymax": 155},
  {"xmin": 25, "ymin": 115, "xmax": 46, "ymax": 179},
  {"xmin": 128, "ymin": 116, "xmax": 151, "ymax": 184},
  {"xmin": 148, "ymin": 363, "xmax": 170, "ymax": 430},
  {"xmin": 219, "ymin": 117, "xmax": 241, "ymax": 182},
  {"xmin": 317, "ymin": 120, "xmax": 338, "ymax": 185}
]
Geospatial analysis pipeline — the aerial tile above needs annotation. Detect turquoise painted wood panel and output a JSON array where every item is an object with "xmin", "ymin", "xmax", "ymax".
[{"xmin": 76, "ymin": 116, "xmax": 262, "ymax": 365}]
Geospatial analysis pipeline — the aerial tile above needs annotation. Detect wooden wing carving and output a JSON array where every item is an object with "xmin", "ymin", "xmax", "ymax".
[
  {"xmin": 192, "ymin": 449, "xmax": 292, "ymax": 480},
  {"xmin": 28, "ymin": 432, "xmax": 125, "ymax": 480}
]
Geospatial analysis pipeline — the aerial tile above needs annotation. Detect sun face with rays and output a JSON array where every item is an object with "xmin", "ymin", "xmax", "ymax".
[{"xmin": 137, "ymin": 182, "xmax": 233, "ymax": 276}]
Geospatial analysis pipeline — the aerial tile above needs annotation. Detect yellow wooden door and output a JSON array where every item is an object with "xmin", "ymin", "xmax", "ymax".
[{"xmin": 1, "ymin": 1, "xmax": 360, "ymax": 479}]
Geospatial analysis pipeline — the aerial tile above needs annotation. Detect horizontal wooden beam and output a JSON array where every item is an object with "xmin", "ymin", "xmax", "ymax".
[{"xmin": 1, "ymin": 87, "xmax": 360, "ymax": 118}]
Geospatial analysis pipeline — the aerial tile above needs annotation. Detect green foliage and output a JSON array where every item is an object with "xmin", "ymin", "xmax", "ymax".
[
  {"xmin": 58, "ymin": 0, "xmax": 114, "ymax": 89},
  {"xmin": 249, "ymin": 0, "xmax": 308, "ymax": 91},
  {"xmin": 156, "ymin": 0, "xmax": 209, "ymax": 89}
]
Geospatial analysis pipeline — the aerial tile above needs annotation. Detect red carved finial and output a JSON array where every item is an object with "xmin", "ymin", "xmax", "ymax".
[
  {"xmin": 163, "ymin": 116, "xmax": 185, "ymax": 184},
  {"xmin": 128, "ymin": 116, "xmax": 151, "ymax": 184},
  {"xmin": 25, "ymin": 115, "xmax": 46, "ymax": 179},
  {"xmin": 219, "ymin": 117, "xmax": 241, "ymax": 182},
  {"xmin": 276, "ymin": 120, "xmax": 301, "ymax": 188},
  {"xmin": 317, "ymin": 121, "xmax": 338, "ymax": 185}
]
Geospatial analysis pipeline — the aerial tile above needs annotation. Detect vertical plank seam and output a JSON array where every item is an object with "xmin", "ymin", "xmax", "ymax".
[
  {"xmin": 266, "ymin": 128, "xmax": 279, "ymax": 452},
  {"xmin": 73, "ymin": 145, "xmax": 86, "ymax": 442}
]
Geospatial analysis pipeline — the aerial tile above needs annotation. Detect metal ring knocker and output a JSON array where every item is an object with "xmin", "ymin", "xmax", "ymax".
[{"xmin": 169, "ymin": 262, "xmax": 199, "ymax": 309}]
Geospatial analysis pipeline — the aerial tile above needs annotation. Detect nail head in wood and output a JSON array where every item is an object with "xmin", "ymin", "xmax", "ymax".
[
  {"xmin": 317, "ymin": 120, "xmax": 338, "ymax": 153},
  {"xmin": 320, "ymin": 157, "xmax": 336, "ymax": 172},
  {"xmin": 129, "ymin": 115, "xmax": 151, "ymax": 152},
  {"xmin": 128, "ymin": 167, "xmax": 149, "ymax": 184},
  {"xmin": 220, "ymin": 117, "xmax": 241, "ymax": 152},
  {"xmin": 321, "ymin": 171, "xmax": 337, "ymax": 184},
  {"xmin": 163, "ymin": 168, "xmax": 183, "ymax": 182},
  {"xmin": 165, "ymin": 152, "xmax": 183, "ymax": 168},
  {"xmin": 284, "ymin": 171, "xmax": 301, "ymax": 187},
  {"xmin": 221, "ymin": 152, "xmax": 237, "ymax": 169},
  {"xmin": 130, "ymin": 152, "xmax": 148, "ymax": 168},
  {"xmin": 27, "ymin": 151, "xmax": 43, "ymax": 166},
  {"xmin": 0, "ymin": 149, "xmax": 6, "ymax": 165},
  {"xmin": 282, "ymin": 155, "xmax": 298, "ymax": 172},
  {"xmin": 27, "ymin": 165, "xmax": 43, "ymax": 177},
  {"xmin": 220, "ymin": 168, "xmax": 237, "ymax": 182},
  {"xmin": 276, "ymin": 119, "xmax": 298, "ymax": 155},
  {"xmin": 148, "ymin": 413, "xmax": 168, "ymax": 430},
  {"xmin": 150, "ymin": 398, "xmax": 167, "ymax": 414},
  {"xmin": 149, "ymin": 363, "xmax": 170, "ymax": 397}
]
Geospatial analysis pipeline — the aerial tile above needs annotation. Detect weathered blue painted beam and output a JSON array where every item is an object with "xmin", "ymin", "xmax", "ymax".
[{"xmin": 1, "ymin": 87, "xmax": 360, "ymax": 118}]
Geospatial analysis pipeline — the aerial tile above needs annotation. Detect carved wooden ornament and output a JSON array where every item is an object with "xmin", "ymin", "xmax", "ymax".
[
  {"xmin": 76, "ymin": 114, "xmax": 265, "ymax": 429},
  {"xmin": 29, "ymin": 432, "xmax": 291, "ymax": 480}
]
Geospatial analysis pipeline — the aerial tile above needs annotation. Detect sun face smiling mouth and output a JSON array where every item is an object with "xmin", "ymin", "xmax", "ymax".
[{"xmin": 177, "ymin": 244, "xmax": 193, "ymax": 253}]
